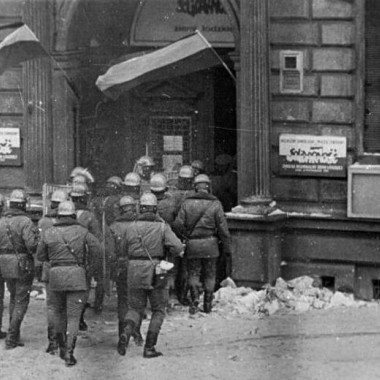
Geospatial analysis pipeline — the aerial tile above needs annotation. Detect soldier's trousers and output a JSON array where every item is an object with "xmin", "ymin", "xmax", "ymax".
[
  {"xmin": 50, "ymin": 290, "xmax": 87, "ymax": 347},
  {"xmin": 0, "ymin": 274, "xmax": 4, "ymax": 330},
  {"xmin": 116, "ymin": 270, "xmax": 128, "ymax": 323},
  {"xmin": 126, "ymin": 287, "xmax": 168, "ymax": 334},
  {"xmin": 5, "ymin": 273, "xmax": 34, "ymax": 345},
  {"xmin": 45, "ymin": 283, "xmax": 58, "ymax": 338},
  {"xmin": 188, "ymin": 258, "xmax": 218, "ymax": 297}
]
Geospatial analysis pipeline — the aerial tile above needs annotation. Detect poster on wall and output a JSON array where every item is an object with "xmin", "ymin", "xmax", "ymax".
[
  {"xmin": 0, "ymin": 127, "xmax": 21, "ymax": 166},
  {"xmin": 130, "ymin": 0, "xmax": 234, "ymax": 47},
  {"xmin": 279, "ymin": 134, "xmax": 347, "ymax": 177}
]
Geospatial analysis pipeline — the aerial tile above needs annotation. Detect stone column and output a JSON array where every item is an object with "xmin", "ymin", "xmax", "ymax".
[
  {"xmin": 22, "ymin": 0, "xmax": 53, "ymax": 192},
  {"xmin": 233, "ymin": 0, "xmax": 272, "ymax": 214}
]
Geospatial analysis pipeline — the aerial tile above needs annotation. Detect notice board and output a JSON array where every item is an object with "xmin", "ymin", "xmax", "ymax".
[
  {"xmin": 279, "ymin": 134, "xmax": 347, "ymax": 177},
  {"xmin": 0, "ymin": 127, "xmax": 21, "ymax": 166}
]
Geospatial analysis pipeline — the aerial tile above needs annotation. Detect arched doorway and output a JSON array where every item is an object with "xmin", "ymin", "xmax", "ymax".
[{"xmin": 56, "ymin": 0, "xmax": 239, "ymax": 184}]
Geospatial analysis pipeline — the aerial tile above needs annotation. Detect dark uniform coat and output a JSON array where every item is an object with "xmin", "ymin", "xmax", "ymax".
[{"xmin": 174, "ymin": 191, "xmax": 231, "ymax": 258}]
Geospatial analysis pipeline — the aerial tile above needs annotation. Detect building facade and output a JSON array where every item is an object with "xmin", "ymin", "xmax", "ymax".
[{"xmin": 0, "ymin": 0, "xmax": 379, "ymax": 299}]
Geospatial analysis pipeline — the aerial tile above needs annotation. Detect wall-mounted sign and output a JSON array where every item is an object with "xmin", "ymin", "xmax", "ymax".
[
  {"xmin": 280, "ymin": 51, "xmax": 303, "ymax": 93},
  {"xmin": 0, "ymin": 127, "xmax": 21, "ymax": 166},
  {"xmin": 130, "ymin": 0, "xmax": 234, "ymax": 47},
  {"xmin": 164, "ymin": 135, "xmax": 183, "ymax": 151},
  {"xmin": 279, "ymin": 134, "xmax": 347, "ymax": 177}
]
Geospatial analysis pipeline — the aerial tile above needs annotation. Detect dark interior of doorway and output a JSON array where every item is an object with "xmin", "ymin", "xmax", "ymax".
[{"xmin": 213, "ymin": 66, "xmax": 236, "ymax": 162}]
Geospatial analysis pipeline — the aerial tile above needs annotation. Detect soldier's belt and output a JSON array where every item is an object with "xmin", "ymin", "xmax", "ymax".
[
  {"xmin": 50, "ymin": 261, "xmax": 80, "ymax": 267},
  {"xmin": 187, "ymin": 235, "xmax": 216, "ymax": 240},
  {"xmin": 129, "ymin": 256, "xmax": 164, "ymax": 261}
]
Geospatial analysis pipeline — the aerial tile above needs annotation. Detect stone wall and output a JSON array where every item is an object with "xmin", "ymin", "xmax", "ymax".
[{"xmin": 269, "ymin": 0, "xmax": 357, "ymax": 213}]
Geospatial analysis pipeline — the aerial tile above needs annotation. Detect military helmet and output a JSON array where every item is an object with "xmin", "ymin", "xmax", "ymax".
[
  {"xmin": 124, "ymin": 172, "xmax": 141, "ymax": 187},
  {"xmin": 140, "ymin": 192, "xmax": 158, "ymax": 207},
  {"xmin": 150, "ymin": 173, "xmax": 167, "ymax": 192},
  {"xmin": 72, "ymin": 174, "xmax": 87, "ymax": 186},
  {"xmin": 119, "ymin": 195, "xmax": 136, "ymax": 207},
  {"xmin": 107, "ymin": 176, "xmax": 123, "ymax": 187},
  {"xmin": 51, "ymin": 189, "xmax": 68, "ymax": 203},
  {"xmin": 136, "ymin": 155, "xmax": 155, "ymax": 167},
  {"xmin": 70, "ymin": 182, "xmax": 88, "ymax": 197},
  {"xmin": 179, "ymin": 165, "xmax": 194, "ymax": 179},
  {"xmin": 191, "ymin": 160, "xmax": 204, "ymax": 171},
  {"xmin": 70, "ymin": 167, "xmax": 94, "ymax": 183},
  {"xmin": 194, "ymin": 174, "xmax": 211, "ymax": 185},
  {"xmin": 10, "ymin": 189, "xmax": 28, "ymax": 203},
  {"xmin": 58, "ymin": 200, "xmax": 76, "ymax": 216}
]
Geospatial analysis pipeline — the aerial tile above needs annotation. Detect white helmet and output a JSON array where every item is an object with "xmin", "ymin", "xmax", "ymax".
[{"xmin": 58, "ymin": 200, "xmax": 76, "ymax": 216}]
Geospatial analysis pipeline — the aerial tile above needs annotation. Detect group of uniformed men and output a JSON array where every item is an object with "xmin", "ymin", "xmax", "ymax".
[{"xmin": 0, "ymin": 156, "xmax": 231, "ymax": 367}]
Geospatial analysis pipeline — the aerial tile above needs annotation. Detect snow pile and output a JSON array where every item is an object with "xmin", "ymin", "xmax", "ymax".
[{"xmin": 214, "ymin": 276, "xmax": 369, "ymax": 315}]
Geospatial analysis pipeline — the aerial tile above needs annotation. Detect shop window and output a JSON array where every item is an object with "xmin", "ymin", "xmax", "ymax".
[
  {"xmin": 321, "ymin": 276, "xmax": 335, "ymax": 290},
  {"xmin": 365, "ymin": 0, "xmax": 380, "ymax": 152},
  {"xmin": 372, "ymin": 279, "xmax": 380, "ymax": 299}
]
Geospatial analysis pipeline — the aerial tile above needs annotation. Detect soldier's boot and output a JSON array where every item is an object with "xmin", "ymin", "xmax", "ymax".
[
  {"xmin": 45, "ymin": 326, "xmax": 58, "ymax": 355},
  {"xmin": 203, "ymin": 291, "xmax": 213, "ymax": 314},
  {"xmin": 56, "ymin": 332, "xmax": 67, "ymax": 360},
  {"xmin": 132, "ymin": 319, "xmax": 144, "ymax": 346},
  {"xmin": 65, "ymin": 336, "xmax": 77, "ymax": 367},
  {"xmin": 189, "ymin": 287, "xmax": 199, "ymax": 315},
  {"xmin": 143, "ymin": 331, "xmax": 163, "ymax": 359},
  {"xmin": 79, "ymin": 308, "xmax": 88, "ymax": 331},
  {"xmin": 117, "ymin": 320, "xmax": 135, "ymax": 356},
  {"xmin": 5, "ymin": 322, "xmax": 23, "ymax": 349}
]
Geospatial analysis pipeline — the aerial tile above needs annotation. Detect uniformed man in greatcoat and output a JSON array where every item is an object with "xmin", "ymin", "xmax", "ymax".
[
  {"xmin": 38, "ymin": 189, "xmax": 69, "ymax": 354},
  {"xmin": 174, "ymin": 174, "xmax": 231, "ymax": 315},
  {"xmin": 118, "ymin": 193, "xmax": 184, "ymax": 358},
  {"xmin": 37, "ymin": 200, "xmax": 103, "ymax": 366},
  {"xmin": 0, "ymin": 189, "xmax": 38, "ymax": 349}
]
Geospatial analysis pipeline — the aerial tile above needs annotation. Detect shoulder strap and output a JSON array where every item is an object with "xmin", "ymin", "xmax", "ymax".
[
  {"xmin": 5, "ymin": 220, "xmax": 20, "ymax": 259},
  {"xmin": 186, "ymin": 201, "xmax": 215, "ymax": 238},
  {"xmin": 60, "ymin": 231, "xmax": 85, "ymax": 267}
]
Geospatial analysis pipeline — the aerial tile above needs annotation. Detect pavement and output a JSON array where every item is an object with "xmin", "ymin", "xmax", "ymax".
[{"xmin": 1, "ymin": 287, "xmax": 380, "ymax": 380}]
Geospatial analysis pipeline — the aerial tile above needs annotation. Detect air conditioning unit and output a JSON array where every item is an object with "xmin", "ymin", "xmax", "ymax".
[{"xmin": 347, "ymin": 164, "xmax": 380, "ymax": 219}]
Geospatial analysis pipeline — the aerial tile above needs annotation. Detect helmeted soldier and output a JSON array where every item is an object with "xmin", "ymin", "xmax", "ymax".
[
  {"xmin": 70, "ymin": 182, "xmax": 102, "ymax": 330},
  {"xmin": 0, "ymin": 194, "xmax": 6, "ymax": 339},
  {"xmin": 118, "ymin": 193, "xmax": 184, "ymax": 358},
  {"xmin": 68, "ymin": 167, "xmax": 95, "ymax": 186},
  {"xmin": 0, "ymin": 189, "xmax": 38, "ymax": 349},
  {"xmin": 37, "ymin": 200, "xmax": 103, "ymax": 366},
  {"xmin": 38, "ymin": 189, "xmax": 69, "ymax": 354},
  {"xmin": 122, "ymin": 172, "xmax": 141, "ymax": 200},
  {"xmin": 89, "ymin": 176, "xmax": 123, "ymax": 313},
  {"xmin": 110, "ymin": 195, "xmax": 144, "ymax": 351},
  {"xmin": 191, "ymin": 160, "xmax": 205, "ymax": 177},
  {"xmin": 133, "ymin": 156, "xmax": 155, "ymax": 193},
  {"xmin": 171, "ymin": 165, "xmax": 195, "ymax": 212},
  {"xmin": 150, "ymin": 173, "xmax": 181, "ymax": 307},
  {"xmin": 170, "ymin": 165, "xmax": 195, "ymax": 305},
  {"xmin": 174, "ymin": 174, "xmax": 231, "ymax": 315}
]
